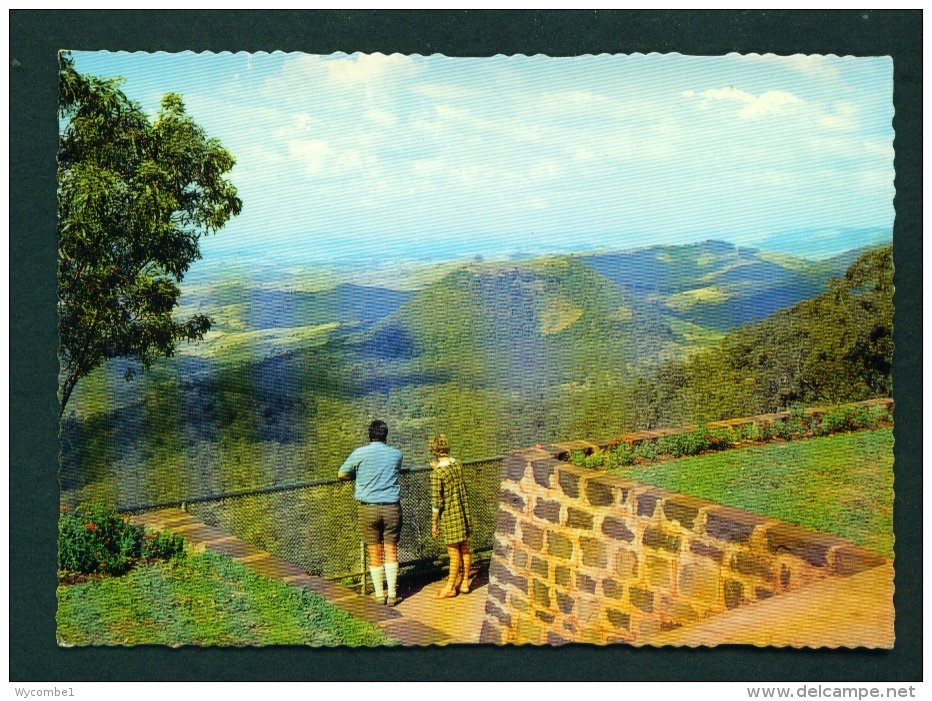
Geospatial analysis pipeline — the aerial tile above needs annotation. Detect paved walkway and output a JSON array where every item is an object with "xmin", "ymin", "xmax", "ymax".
[
  {"xmin": 132, "ymin": 508, "xmax": 453, "ymax": 646},
  {"xmin": 394, "ymin": 569, "xmax": 490, "ymax": 644},
  {"xmin": 648, "ymin": 562, "xmax": 895, "ymax": 648}
]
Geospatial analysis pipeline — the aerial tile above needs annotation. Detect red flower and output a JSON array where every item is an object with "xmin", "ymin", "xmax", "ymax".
[
  {"xmin": 59, "ymin": 506, "xmax": 67, "ymax": 513},
  {"xmin": 120, "ymin": 514, "xmax": 129, "ymax": 521},
  {"xmin": 105, "ymin": 537, "xmax": 111, "ymax": 542},
  {"xmin": 86, "ymin": 523, "xmax": 96, "ymax": 531},
  {"xmin": 101, "ymin": 562, "xmax": 107, "ymax": 568},
  {"xmin": 535, "ymin": 443, "xmax": 541, "ymax": 449}
]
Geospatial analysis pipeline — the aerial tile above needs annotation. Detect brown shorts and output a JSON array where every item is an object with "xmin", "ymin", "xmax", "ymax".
[{"xmin": 358, "ymin": 502, "xmax": 402, "ymax": 545}]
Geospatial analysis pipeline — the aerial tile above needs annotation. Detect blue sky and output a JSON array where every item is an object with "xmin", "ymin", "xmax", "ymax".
[{"xmin": 73, "ymin": 51, "xmax": 894, "ymax": 265}]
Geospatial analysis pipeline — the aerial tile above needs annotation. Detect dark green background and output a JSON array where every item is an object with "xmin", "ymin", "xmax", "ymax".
[{"xmin": 10, "ymin": 10, "xmax": 921, "ymax": 681}]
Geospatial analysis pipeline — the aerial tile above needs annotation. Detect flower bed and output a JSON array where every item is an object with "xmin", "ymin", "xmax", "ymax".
[
  {"xmin": 58, "ymin": 502, "xmax": 186, "ymax": 581},
  {"xmin": 567, "ymin": 402, "xmax": 893, "ymax": 471}
]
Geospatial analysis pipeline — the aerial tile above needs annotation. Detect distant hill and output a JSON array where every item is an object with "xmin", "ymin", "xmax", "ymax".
[
  {"xmin": 345, "ymin": 257, "xmax": 658, "ymax": 392},
  {"xmin": 578, "ymin": 240, "xmax": 874, "ymax": 333}
]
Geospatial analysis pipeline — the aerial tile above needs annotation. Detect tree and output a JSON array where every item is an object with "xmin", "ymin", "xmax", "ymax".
[{"xmin": 57, "ymin": 52, "xmax": 242, "ymax": 418}]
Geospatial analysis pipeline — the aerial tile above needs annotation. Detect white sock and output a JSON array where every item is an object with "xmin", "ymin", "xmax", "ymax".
[
  {"xmin": 384, "ymin": 562, "xmax": 399, "ymax": 598},
  {"xmin": 369, "ymin": 566, "xmax": 385, "ymax": 597}
]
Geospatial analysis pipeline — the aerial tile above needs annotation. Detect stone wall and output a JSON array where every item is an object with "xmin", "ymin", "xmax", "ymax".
[{"xmin": 479, "ymin": 440, "xmax": 890, "ymax": 646}]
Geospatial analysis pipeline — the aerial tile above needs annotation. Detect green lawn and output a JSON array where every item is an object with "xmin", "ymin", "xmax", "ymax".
[
  {"xmin": 611, "ymin": 428, "xmax": 894, "ymax": 557},
  {"xmin": 57, "ymin": 549, "xmax": 394, "ymax": 646}
]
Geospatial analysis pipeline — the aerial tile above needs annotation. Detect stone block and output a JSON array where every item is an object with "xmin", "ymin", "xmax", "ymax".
[
  {"xmin": 660, "ymin": 595, "xmax": 698, "ymax": 623},
  {"xmin": 530, "ymin": 556, "xmax": 549, "ymax": 579},
  {"xmin": 601, "ymin": 516, "xmax": 635, "ymax": 542},
  {"xmin": 563, "ymin": 620, "xmax": 577, "ymax": 633},
  {"xmin": 511, "ymin": 573, "xmax": 529, "ymax": 594},
  {"xmin": 489, "ymin": 583, "xmax": 508, "ymax": 602},
  {"xmin": 536, "ymin": 444, "xmax": 568, "ymax": 460},
  {"xmin": 765, "ymin": 523, "xmax": 846, "ymax": 567},
  {"xmin": 678, "ymin": 558, "xmax": 719, "ymax": 604},
  {"xmin": 586, "ymin": 476, "xmax": 617, "ymax": 507},
  {"xmin": 557, "ymin": 591, "xmax": 575, "ymax": 614},
  {"xmin": 485, "ymin": 599, "xmax": 512, "ymax": 628},
  {"xmin": 780, "ymin": 563, "xmax": 791, "ymax": 590},
  {"xmin": 553, "ymin": 439, "xmax": 599, "ymax": 455},
  {"xmin": 606, "ymin": 608, "xmax": 631, "ymax": 630},
  {"xmin": 755, "ymin": 587, "xmax": 775, "ymax": 600},
  {"xmin": 516, "ymin": 616, "xmax": 542, "ymax": 644},
  {"xmin": 704, "ymin": 507, "xmax": 768, "ymax": 543},
  {"xmin": 576, "ymin": 571, "xmax": 597, "ymax": 594},
  {"xmin": 643, "ymin": 526, "xmax": 681, "ymax": 553},
  {"xmin": 521, "ymin": 522, "xmax": 544, "ymax": 552},
  {"xmin": 493, "ymin": 539, "xmax": 511, "ymax": 560},
  {"xmin": 511, "ymin": 593, "xmax": 529, "ymax": 613},
  {"xmin": 615, "ymin": 548, "xmax": 639, "ymax": 580},
  {"xmin": 502, "ymin": 454, "xmax": 529, "ymax": 482},
  {"xmin": 533, "ymin": 579, "xmax": 552, "ymax": 609},
  {"xmin": 577, "ymin": 598, "xmax": 601, "ymax": 625},
  {"xmin": 663, "ymin": 495, "xmax": 712, "ymax": 530},
  {"xmin": 547, "ymin": 531, "xmax": 574, "ymax": 560},
  {"xmin": 513, "ymin": 548, "xmax": 529, "ymax": 571},
  {"xmin": 566, "ymin": 507, "xmax": 594, "ymax": 530},
  {"xmin": 547, "ymin": 631, "xmax": 570, "ymax": 645},
  {"xmin": 535, "ymin": 610, "xmax": 555, "ymax": 624},
  {"xmin": 629, "ymin": 586, "xmax": 654, "ymax": 613},
  {"xmin": 645, "ymin": 553, "xmax": 673, "ymax": 588},
  {"xmin": 833, "ymin": 545, "xmax": 887, "ymax": 577},
  {"xmin": 500, "ymin": 489, "xmax": 526, "ymax": 513},
  {"xmin": 689, "ymin": 540, "xmax": 724, "ymax": 563},
  {"xmin": 637, "ymin": 614, "xmax": 661, "ymax": 639},
  {"xmin": 534, "ymin": 498, "xmax": 561, "ymax": 524},
  {"xmin": 636, "ymin": 489, "xmax": 665, "ymax": 517},
  {"xmin": 724, "ymin": 579, "xmax": 744, "ymax": 609},
  {"xmin": 531, "ymin": 458, "xmax": 562, "ymax": 488},
  {"xmin": 479, "ymin": 619, "xmax": 504, "ymax": 645},
  {"xmin": 495, "ymin": 509, "xmax": 517, "ymax": 535},
  {"xmin": 731, "ymin": 553, "xmax": 775, "ymax": 582},
  {"xmin": 580, "ymin": 537, "xmax": 607, "ymax": 568},
  {"xmin": 554, "ymin": 564, "xmax": 572, "ymax": 587},
  {"xmin": 556, "ymin": 465, "xmax": 583, "ymax": 498},
  {"xmin": 602, "ymin": 578, "xmax": 624, "ymax": 600},
  {"xmin": 660, "ymin": 620, "xmax": 684, "ymax": 632}
]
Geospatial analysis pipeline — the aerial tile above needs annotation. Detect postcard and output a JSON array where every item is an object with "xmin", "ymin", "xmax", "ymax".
[{"xmin": 57, "ymin": 50, "xmax": 894, "ymax": 647}]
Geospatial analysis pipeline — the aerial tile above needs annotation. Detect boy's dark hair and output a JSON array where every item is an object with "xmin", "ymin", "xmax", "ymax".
[{"xmin": 368, "ymin": 420, "xmax": 388, "ymax": 443}]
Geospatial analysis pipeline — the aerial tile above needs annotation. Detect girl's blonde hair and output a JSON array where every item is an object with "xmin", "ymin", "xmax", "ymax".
[{"xmin": 429, "ymin": 434, "xmax": 450, "ymax": 457}]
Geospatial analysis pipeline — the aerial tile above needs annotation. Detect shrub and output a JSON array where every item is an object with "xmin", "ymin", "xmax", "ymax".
[
  {"xmin": 774, "ymin": 420, "xmax": 792, "ymax": 441},
  {"xmin": 142, "ymin": 529, "xmax": 187, "ymax": 560},
  {"xmin": 614, "ymin": 441, "xmax": 637, "ymax": 467},
  {"xmin": 584, "ymin": 451, "xmax": 606, "ymax": 470},
  {"xmin": 568, "ymin": 449, "xmax": 587, "ymax": 467},
  {"xmin": 637, "ymin": 441, "xmax": 659, "ymax": 462},
  {"xmin": 59, "ymin": 502, "xmax": 185, "ymax": 576}
]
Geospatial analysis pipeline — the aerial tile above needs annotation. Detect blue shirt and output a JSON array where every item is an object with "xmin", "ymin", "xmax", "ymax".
[{"xmin": 338, "ymin": 441, "xmax": 403, "ymax": 504}]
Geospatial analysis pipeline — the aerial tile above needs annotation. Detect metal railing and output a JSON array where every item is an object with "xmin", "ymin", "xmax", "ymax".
[{"xmin": 115, "ymin": 455, "xmax": 505, "ymax": 590}]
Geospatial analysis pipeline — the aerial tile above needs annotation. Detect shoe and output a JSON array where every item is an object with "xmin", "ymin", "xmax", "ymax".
[
  {"xmin": 371, "ymin": 593, "xmax": 387, "ymax": 605},
  {"xmin": 385, "ymin": 595, "xmax": 403, "ymax": 607}
]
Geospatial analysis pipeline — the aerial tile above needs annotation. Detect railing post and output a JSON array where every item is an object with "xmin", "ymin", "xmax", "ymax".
[{"xmin": 359, "ymin": 541, "xmax": 367, "ymax": 594}]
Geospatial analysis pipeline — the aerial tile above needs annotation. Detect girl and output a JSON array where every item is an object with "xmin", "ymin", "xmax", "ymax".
[{"xmin": 429, "ymin": 434, "xmax": 473, "ymax": 598}]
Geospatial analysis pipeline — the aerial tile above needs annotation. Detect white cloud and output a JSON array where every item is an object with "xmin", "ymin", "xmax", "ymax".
[
  {"xmin": 288, "ymin": 140, "xmax": 332, "ymax": 174},
  {"xmin": 306, "ymin": 52, "xmax": 421, "ymax": 86},
  {"xmin": 690, "ymin": 87, "xmax": 802, "ymax": 119}
]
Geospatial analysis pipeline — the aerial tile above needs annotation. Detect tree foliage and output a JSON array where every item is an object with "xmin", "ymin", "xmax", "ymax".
[
  {"xmin": 57, "ymin": 52, "xmax": 242, "ymax": 417},
  {"xmin": 635, "ymin": 245, "xmax": 894, "ymax": 428}
]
